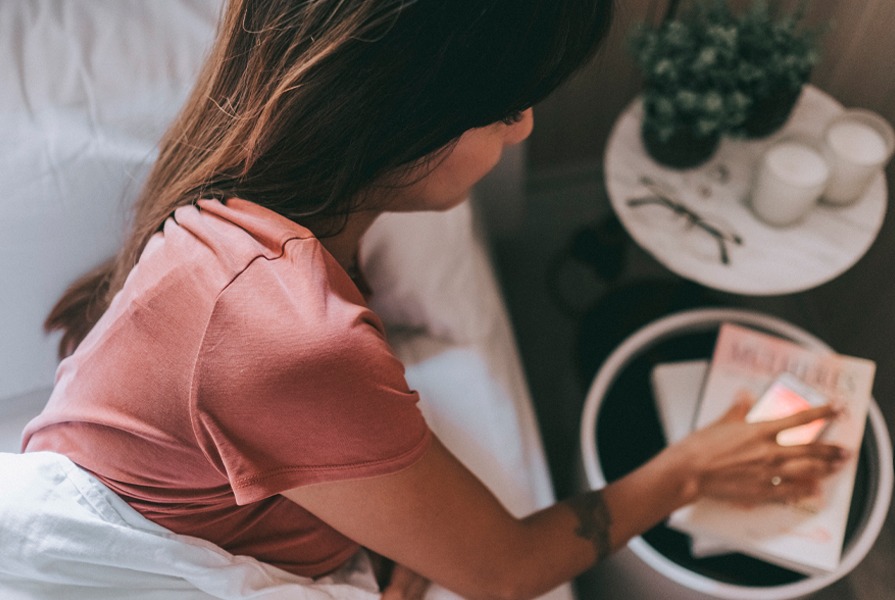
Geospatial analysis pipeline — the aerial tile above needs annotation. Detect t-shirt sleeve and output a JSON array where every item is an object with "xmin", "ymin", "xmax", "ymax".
[{"xmin": 190, "ymin": 249, "xmax": 432, "ymax": 505}]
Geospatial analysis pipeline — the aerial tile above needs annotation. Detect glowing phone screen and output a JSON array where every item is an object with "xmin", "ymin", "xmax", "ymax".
[{"xmin": 748, "ymin": 379, "xmax": 828, "ymax": 446}]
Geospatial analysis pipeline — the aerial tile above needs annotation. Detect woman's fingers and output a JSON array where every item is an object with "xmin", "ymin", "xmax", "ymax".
[
  {"xmin": 719, "ymin": 391, "xmax": 755, "ymax": 422},
  {"xmin": 760, "ymin": 403, "xmax": 838, "ymax": 435},
  {"xmin": 755, "ymin": 439, "xmax": 849, "ymax": 487},
  {"xmin": 762, "ymin": 475, "xmax": 820, "ymax": 504},
  {"xmin": 703, "ymin": 464, "xmax": 823, "ymax": 505},
  {"xmin": 698, "ymin": 434, "xmax": 849, "ymax": 504},
  {"xmin": 704, "ymin": 474, "xmax": 810, "ymax": 505},
  {"xmin": 771, "ymin": 439, "xmax": 849, "ymax": 463},
  {"xmin": 774, "ymin": 453, "xmax": 845, "ymax": 480}
]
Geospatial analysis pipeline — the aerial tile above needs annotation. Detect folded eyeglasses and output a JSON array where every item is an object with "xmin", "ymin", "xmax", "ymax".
[{"xmin": 626, "ymin": 176, "xmax": 744, "ymax": 265}]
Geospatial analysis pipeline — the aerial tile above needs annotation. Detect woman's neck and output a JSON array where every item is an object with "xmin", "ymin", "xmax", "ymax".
[{"xmin": 317, "ymin": 209, "xmax": 381, "ymax": 273}]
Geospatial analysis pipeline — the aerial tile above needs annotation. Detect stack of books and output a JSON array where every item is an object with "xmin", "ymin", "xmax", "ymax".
[{"xmin": 651, "ymin": 323, "xmax": 876, "ymax": 575}]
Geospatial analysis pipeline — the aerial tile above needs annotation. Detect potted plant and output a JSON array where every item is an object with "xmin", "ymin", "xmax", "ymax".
[
  {"xmin": 629, "ymin": 1, "xmax": 823, "ymax": 166},
  {"xmin": 731, "ymin": 1, "xmax": 821, "ymax": 137},
  {"xmin": 630, "ymin": 3, "xmax": 751, "ymax": 169}
]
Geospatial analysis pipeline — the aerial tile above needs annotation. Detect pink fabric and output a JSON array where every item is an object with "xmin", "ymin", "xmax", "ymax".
[{"xmin": 23, "ymin": 198, "xmax": 431, "ymax": 577}]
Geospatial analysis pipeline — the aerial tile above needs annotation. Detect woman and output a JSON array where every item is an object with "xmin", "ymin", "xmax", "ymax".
[{"xmin": 22, "ymin": 1, "xmax": 847, "ymax": 599}]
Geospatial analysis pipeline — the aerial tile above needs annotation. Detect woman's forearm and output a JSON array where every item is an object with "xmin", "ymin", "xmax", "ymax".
[
  {"xmin": 285, "ymin": 436, "xmax": 695, "ymax": 600},
  {"xmin": 503, "ymin": 445, "xmax": 695, "ymax": 600},
  {"xmin": 286, "ymin": 403, "xmax": 844, "ymax": 600},
  {"xmin": 485, "ymin": 400, "xmax": 845, "ymax": 600}
]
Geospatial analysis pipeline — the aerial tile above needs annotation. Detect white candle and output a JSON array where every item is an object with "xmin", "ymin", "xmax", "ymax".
[
  {"xmin": 823, "ymin": 110, "xmax": 895, "ymax": 205},
  {"xmin": 751, "ymin": 138, "xmax": 830, "ymax": 227},
  {"xmin": 827, "ymin": 122, "xmax": 888, "ymax": 165}
]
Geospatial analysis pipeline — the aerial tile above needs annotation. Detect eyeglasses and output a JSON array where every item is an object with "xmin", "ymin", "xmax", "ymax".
[{"xmin": 626, "ymin": 176, "xmax": 743, "ymax": 265}]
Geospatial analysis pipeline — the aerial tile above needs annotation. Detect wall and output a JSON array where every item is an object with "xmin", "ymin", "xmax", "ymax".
[{"xmin": 529, "ymin": 0, "xmax": 895, "ymax": 172}]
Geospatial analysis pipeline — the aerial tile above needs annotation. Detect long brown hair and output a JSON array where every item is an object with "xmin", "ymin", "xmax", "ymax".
[{"xmin": 46, "ymin": 0, "xmax": 614, "ymax": 358}]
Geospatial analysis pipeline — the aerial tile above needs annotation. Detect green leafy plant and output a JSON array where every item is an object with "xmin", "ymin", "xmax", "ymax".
[
  {"xmin": 732, "ymin": 0, "xmax": 821, "ymax": 136},
  {"xmin": 735, "ymin": 1, "xmax": 819, "ymax": 99},
  {"xmin": 630, "ymin": 2, "xmax": 749, "ymax": 144},
  {"xmin": 630, "ymin": 0, "xmax": 822, "ymax": 145}
]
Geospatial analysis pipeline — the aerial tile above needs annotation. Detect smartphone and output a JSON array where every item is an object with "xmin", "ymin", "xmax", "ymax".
[{"xmin": 747, "ymin": 373, "xmax": 830, "ymax": 446}]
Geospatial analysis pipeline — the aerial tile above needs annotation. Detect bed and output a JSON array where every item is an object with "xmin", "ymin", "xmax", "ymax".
[{"xmin": 0, "ymin": 2, "xmax": 573, "ymax": 599}]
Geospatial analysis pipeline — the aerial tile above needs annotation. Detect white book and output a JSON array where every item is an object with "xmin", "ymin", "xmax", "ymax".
[
  {"xmin": 650, "ymin": 360, "xmax": 734, "ymax": 558},
  {"xmin": 667, "ymin": 323, "xmax": 876, "ymax": 575},
  {"xmin": 650, "ymin": 359, "xmax": 708, "ymax": 445}
]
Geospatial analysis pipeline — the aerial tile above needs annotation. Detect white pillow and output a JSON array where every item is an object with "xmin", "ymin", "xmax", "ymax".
[
  {"xmin": 361, "ymin": 202, "xmax": 506, "ymax": 344},
  {"xmin": 0, "ymin": 1, "xmax": 220, "ymax": 402}
]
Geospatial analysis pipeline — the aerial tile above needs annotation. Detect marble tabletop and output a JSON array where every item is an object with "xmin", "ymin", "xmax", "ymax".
[{"xmin": 604, "ymin": 85, "xmax": 887, "ymax": 296}]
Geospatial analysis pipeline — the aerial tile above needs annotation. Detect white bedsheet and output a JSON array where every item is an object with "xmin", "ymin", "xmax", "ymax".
[{"xmin": 0, "ymin": 451, "xmax": 381, "ymax": 600}]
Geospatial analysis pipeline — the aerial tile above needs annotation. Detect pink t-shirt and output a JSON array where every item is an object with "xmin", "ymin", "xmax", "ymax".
[{"xmin": 23, "ymin": 198, "xmax": 432, "ymax": 577}]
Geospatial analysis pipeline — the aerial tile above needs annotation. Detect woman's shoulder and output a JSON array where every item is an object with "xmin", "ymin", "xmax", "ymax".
[
  {"xmin": 207, "ymin": 241, "xmax": 379, "ymax": 352},
  {"xmin": 149, "ymin": 197, "xmax": 397, "ymax": 388},
  {"xmin": 193, "ymin": 215, "xmax": 390, "ymax": 372},
  {"xmin": 165, "ymin": 199, "xmax": 316, "ymax": 274}
]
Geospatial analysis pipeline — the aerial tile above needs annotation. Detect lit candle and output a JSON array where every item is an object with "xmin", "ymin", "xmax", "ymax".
[
  {"xmin": 751, "ymin": 136, "xmax": 830, "ymax": 227},
  {"xmin": 822, "ymin": 109, "xmax": 895, "ymax": 205}
]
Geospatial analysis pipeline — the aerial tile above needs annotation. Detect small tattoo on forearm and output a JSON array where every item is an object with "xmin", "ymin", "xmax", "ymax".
[{"xmin": 569, "ymin": 491, "xmax": 613, "ymax": 562}]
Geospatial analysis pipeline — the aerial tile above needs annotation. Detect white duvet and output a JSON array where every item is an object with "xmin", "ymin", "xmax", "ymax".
[{"xmin": 0, "ymin": 452, "xmax": 380, "ymax": 600}]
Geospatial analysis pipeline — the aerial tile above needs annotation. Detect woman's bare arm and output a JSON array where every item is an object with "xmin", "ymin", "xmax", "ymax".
[{"xmin": 283, "ymin": 400, "xmax": 845, "ymax": 600}]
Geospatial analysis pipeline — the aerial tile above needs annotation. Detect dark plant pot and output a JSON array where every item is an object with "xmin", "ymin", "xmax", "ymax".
[
  {"xmin": 739, "ymin": 84, "xmax": 805, "ymax": 138},
  {"xmin": 641, "ymin": 124, "xmax": 720, "ymax": 170}
]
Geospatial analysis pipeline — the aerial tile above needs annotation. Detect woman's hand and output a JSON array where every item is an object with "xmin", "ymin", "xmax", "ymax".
[
  {"xmin": 674, "ymin": 392, "xmax": 850, "ymax": 506},
  {"xmin": 381, "ymin": 563, "xmax": 431, "ymax": 600},
  {"xmin": 369, "ymin": 551, "xmax": 431, "ymax": 600}
]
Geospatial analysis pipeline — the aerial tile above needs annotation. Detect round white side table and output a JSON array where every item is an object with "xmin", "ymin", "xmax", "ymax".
[
  {"xmin": 579, "ymin": 308, "xmax": 893, "ymax": 600},
  {"xmin": 604, "ymin": 86, "xmax": 887, "ymax": 296}
]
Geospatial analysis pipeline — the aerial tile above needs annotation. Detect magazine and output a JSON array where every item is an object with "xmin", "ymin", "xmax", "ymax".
[{"xmin": 666, "ymin": 323, "xmax": 876, "ymax": 575}]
